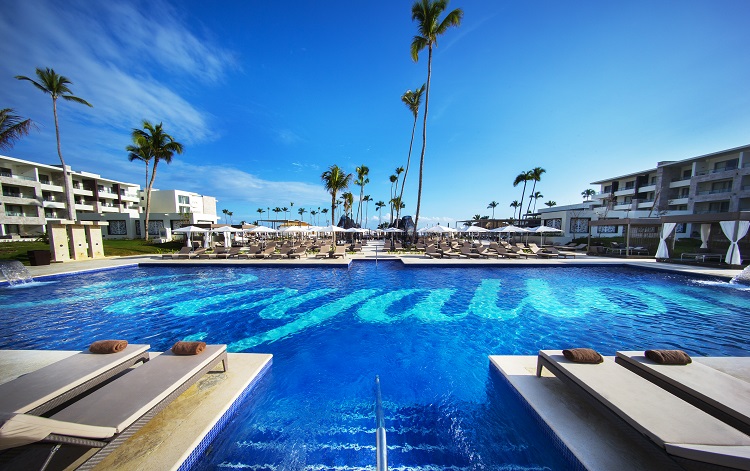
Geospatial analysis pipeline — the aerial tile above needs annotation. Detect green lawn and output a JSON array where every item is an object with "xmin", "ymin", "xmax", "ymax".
[{"xmin": 0, "ymin": 239, "xmax": 185, "ymax": 265}]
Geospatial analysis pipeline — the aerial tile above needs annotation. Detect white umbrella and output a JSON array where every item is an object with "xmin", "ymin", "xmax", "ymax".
[
  {"xmin": 318, "ymin": 225, "xmax": 346, "ymax": 233},
  {"xmin": 463, "ymin": 225, "xmax": 489, "ymax": 233},
  {"xmin": 172, "ymin": 225, "xmax": 208, "ymax": 247},
  {"xmin": 216, "ymin": 226, "xmax": 242, "ymax": 246},
  {"xmin": 529, "ymin": 225, "xmax": 562, "ymax": 245},
  {"xmin": 282, "ymin": 226, "xmax": 309, "ymax": 233},
  {"xmin": 248, "ymin": 226, "xmax": 277, "ymax": 234},
  {"xmin": 344, "ymin": 227, "xmax": 361, "ymax": 233},
  {"xmin": 491, "ymin": 225, "xmax": 528, "ymax": 233},
  {"xmin": 423, "ymin": 226, "xmax": 452, "ymax": 234}
]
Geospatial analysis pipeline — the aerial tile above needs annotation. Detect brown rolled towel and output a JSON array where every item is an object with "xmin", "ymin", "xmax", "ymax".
[
  {"xmin": 645, "ymin": 349, "xmax": 692, "ymax": 365},
  {"xmin": 172, "ymin": 341, "xmax": 206, "ymax": 355},
  {"xmin": 562, "ymin": 348, "xmax": 604, "ymax": 364},
  {"xmin": 89, "ymin": 340, "xmax": 128, "ymax": 354}
]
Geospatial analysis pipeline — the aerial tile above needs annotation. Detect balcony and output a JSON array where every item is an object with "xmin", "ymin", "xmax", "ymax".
[
  {"xmin": 75, "ymin": 203, "xmax": 94, "ymax": 211},
  {"xmin": 613, "ymin": 203, "xmax": 633, "ymax": 210},
  {"xmin": 695, "ymin": 188, "xmax": 732, "ymax": 196},
  {"xmin": 42, "ymin": 200, "xmax": 66, "ymax": 209},
  {"xmin": 638, "ymin": 184, "xmax": 656, "ymax": 193},
  {"xmin": 72, "ymin": 186, "xmax": 93, "ymax": 197},
  {"xmin": 613, "ymin": 188, "xmax": 635, "ymax": 197},
  {"xmin": 695, "ymin": 167, "xmax": 738, "ymax": 176},
  {"xmin": 0, "ymin": 173, "xmax": 38, "ymax": 187},
  {"xmin": 668, "ymin": 198, "xmax": 689, "ymax": 206},
  {"xmin": 637, "ymin": 200, "xmax": 654, "ymax": 209},
  {"xmin": 669, "ymin": 178, "xmax": 691, "ymax": 189},
  {"xmin": 120, "ymin": 193, "xmax": 140, "ymax": 202}
]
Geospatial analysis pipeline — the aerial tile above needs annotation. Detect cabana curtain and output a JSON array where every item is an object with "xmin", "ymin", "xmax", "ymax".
[
  {"xmin": 700, "ymin": 224, "xmax": 711, "ymax": 249},
  {"xmin": 719, "ymin": 220, "xmax": 750, "ymax": 265},
  {"xmin": 656, "ymin": 223, "xmax": 676, "ymax": 259}
]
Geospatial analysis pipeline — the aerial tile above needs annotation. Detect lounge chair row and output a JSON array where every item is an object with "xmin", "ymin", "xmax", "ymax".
[
  {"xmin": 537, "ymin": 350, "xmax": 750, "ymax": 470},
  {"xmin": 0, "ymin": 344, "xmax": 228, "ymax": 470}
]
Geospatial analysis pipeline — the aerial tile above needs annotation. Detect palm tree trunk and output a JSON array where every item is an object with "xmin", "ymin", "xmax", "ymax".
[
  {"xmin": 526, "ymin": 181, "xmax": 537, "ymax": 216},
  {"xmin": 519, "ymin": 182, "xmax": 528, "ymax": 221},
  {"xmin": 414, "ymin": 45, "xmax": 432, "ymax": 242},
  {"xmin": 144, "ymin": 159, "xmax": 159, "ymax": 240},
  {"xmin": 52, "ymin": 97, "xmax": 76, "ymax": 221},
  {"xmin": 331, "ymin": 194, "xmax": 336, "ymax": 246},
  {"xmin": 399, "ymin": 116, "xmax": 417, "ymax": 219}
]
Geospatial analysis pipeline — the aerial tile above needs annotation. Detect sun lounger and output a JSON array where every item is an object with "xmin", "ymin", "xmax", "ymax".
[
  {"xmin": 616, "ymin": 351, "xmax": 750, "ymax": 436},
  {"xmin": 495, "ymin": 247, "xmax": 521, "ymax": 259},
  {"xmin": 0, "ymin": 344, "xmax": 150, "ymax": 416},
  {"xmin": 254, "ymin": 246, "xmax": 276, "ymax": 259},
  {"xmin": 286, "ymin": 246, "xmax": 307, "ymax": 259},
  {"xmin": 537, "ymin": 350, "xmax": 750, "ymax": 471},
  {"xmin": 314, "ymin": 245, "xmax": 332, "ymax": 259},
  {"xmin": 543, "ymin": 247, "xmax": 577, "ymax": 259},
  {"xmin": 0, "ymin": 345, "xmax": 228, "ymax": 470},
  {"xmin": 475, "ymin": 246, "xmax": 499, "ymax": 258},
  {"xmin": 330, "ymin": 245, "xmax": 346, "ymax": 259},
  {"xmin": 460, "ymin": 246, "xmax": 480, "ymax": 258},
  {"xmin": 163, "ymin": 247, "xmax": 191, "ymax": 259}
]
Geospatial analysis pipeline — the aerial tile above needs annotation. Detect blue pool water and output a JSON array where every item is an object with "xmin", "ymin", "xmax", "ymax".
[{"xmin": 2, "ymin": 262, "xmax": 749, "ymax": 470}]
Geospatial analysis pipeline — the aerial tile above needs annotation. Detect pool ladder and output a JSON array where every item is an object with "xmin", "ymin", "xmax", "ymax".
[{"xmin": 375, "ymin": 375, "xmax": 387, "ymax": 471}]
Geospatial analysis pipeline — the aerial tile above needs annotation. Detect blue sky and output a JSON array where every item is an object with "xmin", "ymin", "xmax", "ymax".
[{"xmin": 2, "ymin": 0, "xmax": 750, "ymax": 227}]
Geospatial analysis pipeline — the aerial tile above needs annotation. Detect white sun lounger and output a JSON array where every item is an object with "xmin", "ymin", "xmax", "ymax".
[
  {"xmin": 615, "ymin": 351, "xmax": 750, "ymax": 436},
  {"xmin": 0, "ymin": 345, "xmax": 227, "ymax": 470},
  {"xmin": 537, "ymin": 350, "xmax": 750, "ymax": 471},
  {"xmin": 0, "ymin": 344, "xmax": 150, "ymax": 415}
]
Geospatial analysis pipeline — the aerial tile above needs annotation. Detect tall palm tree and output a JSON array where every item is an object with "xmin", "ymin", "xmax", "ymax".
[
  {"xmin": 544, "ymin": 200, "xmax": 557, "ymax": 208},
  {"xmin": 487, "ymin": 201, "xmax": 499, "ymax": 219},
  {"xmin": 310, "ymin": 210, "xmax": 318, "ymax": 225},
  {"xmin": 222, "ymin": 209, "xmax": 229, "ymax": 224},
  {"xmin": 394, "ymin": 166, "xmax": 406, "ymax": 221},
  {"xmin": 375, "ymin": 200, "xmax": 386, "ymax": 226},
  {"xmin": 297, "ymin": 207, "xmax": 306, "ymax": 223},
  {"xmin": 354, "ymin": 164, "xmax": 370, "ymax": 226},
  {"xmin": 16, "ymin": 68, "xmax": 92, "ymax": 221},
  {"xmin": 398, "ymin": 85, "xmax": 425, "ymax": 213},
  {"xmin": 410, "ymin": 0, "xmax": 463, "ymax": 240},
  {"xmin": 509, "ymin": 200, "xmax": 520, "ymax": 219},
  {"xmin": 321, "ymin": 207, "xmax": 329, "ymax": 225},
  {"xmin": 0, "ymin": 108, "xmax": 35, "ymax": 150},
  {"xmin": 228, "ymin": 211, "xmax": 233, "ymax": 224},
  {"xmin": 530, "ymin": 191, "xmax": 544, "ymax": 212},
  {"xmin": 321, "ymin": 165, "xmax": 352, "ymax": 244},
  {"xmin": 126, "ymin": 138, "xmax": 152, "ymax": 201},
  {"xmin": 389, "ymin": 174, "xmax": 398, "ymax": 224},
  {"xmin": 282, "ymin": 206, "xmax": 289, "ymax": 221},
  {"xmin": 512, "ymin": 171, "xmax": 532, "ymax": 221},
  {"xmin": 363, "ymin": 195, "xmax": 372, "ymax": 229},
  {"xmin": 256, "ymin": 208, "xmax": 263, "ymax": 224},
  {"xmin": 128, "ymin": 121, "xmax": 183, "ymax": 240},
  {"xmin": 581, "ymin": 189, "xmax": 596, "ymax": 201},
  {"xmin": 524, "ymin": 167, "xmax": 546, "ymax": 215}
]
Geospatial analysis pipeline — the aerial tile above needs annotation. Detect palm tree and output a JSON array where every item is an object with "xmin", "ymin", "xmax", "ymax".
[
  {"xmin": 509, "ymin": 200, "xmax": 521, "ymax": 218},
  {"xmin": 487, "ymin": 201, "xmax": 499, "ymax": 219},
  {"xmin": 354, "ymin": 164, "xmax": 370, "ymax": 226},
  {"xmin": 398, "ymin": 85, "xmax": 425, "ymax": 214},
  {"xmin": 410, "ymin": 0, "xmax": 463, "ymax": 239},
  {"xmin": 282, "ymin": 206, "xmax": 289, "ymax": 220},
  {"xmin": 310, "ymin": 210, "xmax": 318, "ymax": 225},
  {"xmin": 0, "ymin": 108, "xmax": 35, "ymax": 150},
  {"xmin": 391, "ymin": 196, "xmax": 404, "ymax": 224},
  {"xmin": 545, "ymin": 200, "xmax": 557, "ymax": 208},
  {"xmin": 375, "ymin": 200, "xmax": 386, "ymax": 226},
  {"xmin": 297, "ymin": 207, "xmax": 306, "ymax": 223},
  {"xmin": 529, "ymin": 191, "xmax": 544, "ymax": 212},
  {"xmin": 321, "ymin": 164, "xmax": 352, "ymax": 244},
  {"xmin": 16, "ymin": 68, "xmax": 92, "ymax": 221},
  {"xmin": 222, "ymin": 209, "xmax": 229, "ymax": 224},
  {"xmin": 256, "ymin": 208, "xmax": 263, "ymax": 224},
  {"xmin": 581, "ymin": 189, "xmax": 596, "ymax": 201},
  {"xmin": 389, "ymin": 174, "xmax": 398, "ymax": 224},
  {"xmin": 524, "ymin": 167, "xmax": 546, "ymax": 215},
  {"xmin": 394, "ymin": 166, "xmax": 405, "ymax": 220},
  {"xmin": 228, "ymin": 211, "xmax": 233, "ymax": 224},
  {"xmin": 126, "ymin": 138, "xmax": 152, "ymax": 202},
  {"xmin": 128, "ymin": 121, "xmax": 183, "ymax": 240},
  {"xmin": 321, "ymin": 207, "xmax": 329, "ymax": 225},
  {"xmin": 512, "ymin": 171, "xmax": 532, "ymax": 221},
  {"xmin": 362, "ymin": 195, "xmax": 372, "ymax": 229}
]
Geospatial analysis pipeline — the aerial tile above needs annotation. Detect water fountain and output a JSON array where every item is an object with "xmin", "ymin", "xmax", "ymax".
[
  {"xmin": 730, "ymin": 265, "xmax": 750, "ymax": 286},
  {"xmin": 0, "ymin": 260, "xmax": 35, "ymax": 286}
]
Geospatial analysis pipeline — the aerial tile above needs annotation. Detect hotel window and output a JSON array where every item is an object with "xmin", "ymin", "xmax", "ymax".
[
  {"xmin": 0, "ymin": 168, "xmax": 11, "ymax": 177},
  {"xmin": 603, "ymin": 185, "xmax": 611, "ymax": 193},
  {"xmin": 624, "ymin": 181, "xmax": 635, "ymax": 189},
  {"xmin": 714, "ymin": 159, "xmax": 738, "ymax": 172},
  {"xmin": 682, "ymin": 169, "xmax": 692, "ymax": 179},
  {"xmin": 569, "ymin": 218, "xmax": 590, "ymax": 234},
  {"xmin": 711, "ymin": 181, "xmax": 732, "ymax": 193},
  {"xmin": 39, "ymin": 174, "xmax": 50, "ymax": 184},
  {"xmin": 178, "ymin": 195, "xmax": 190, "ymax": 204}
]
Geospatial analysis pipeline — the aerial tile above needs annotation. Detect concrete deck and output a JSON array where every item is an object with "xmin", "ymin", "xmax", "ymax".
[
  {"xmin": 490, "ymin": 355, "xmax": 750, "ymax": 471},
  {"xmin": 0, "ymin": 349, "xmax": 272, "ymax": 471}
]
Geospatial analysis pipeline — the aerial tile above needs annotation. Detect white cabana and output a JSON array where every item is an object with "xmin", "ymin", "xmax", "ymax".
[
  {"xmin": 529, "ymin": 225, "xmax": 563, "ymax": 245},
  {"xmin": 462, "ymin": 226, "xmax": 489, "ymax": 233},
  {"xmin": 172, "ymin": 225, "xmax": 208, "ymax": 247},
  {"xmin": 317, "ymin": 225, "xmax": 346, "ymax": 233},
  {"xmin": 248, "ymin": 226, "xmax": 277, "ymax": 234},
  {"xmin": 215, "ymin": 226, "xmax": 242, "ymax": 246},
  {"xmin": 700, "ymin": 224, "xmax": 712, "ymax": 249},
  {"xmin": 491, "ymin": 225, "xmax": 528, "ymax": 233},
  {"xmin": 656, "ymin": 223, "xmax": 677, "ymax": 259},
  {"xmin": 720, "ymin": 220, "xmax": 750, "ymax": 265}
]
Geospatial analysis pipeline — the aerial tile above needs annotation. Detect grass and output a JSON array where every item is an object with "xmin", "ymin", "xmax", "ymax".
[{"xmin": 0, "ymin": 239, "xmax": 185, "ymax": 265}]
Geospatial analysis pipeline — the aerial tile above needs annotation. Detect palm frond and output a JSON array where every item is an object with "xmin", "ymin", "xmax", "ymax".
[
  {"xmin": 0, "ymin": 108, "xmax": 37, "ymax": 150},
  {"xmin": 410, "ymin": 35, "xmax": 428, "ymax": 61},
  {"xmin": 61, "ymin": 95, "xmax": 93, "ymax": 107}
]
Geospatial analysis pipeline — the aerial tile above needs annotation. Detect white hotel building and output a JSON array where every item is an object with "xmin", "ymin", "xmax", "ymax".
[{"xmin": 0, "ymin": 155, "xmax": 217, "ymax": 239}]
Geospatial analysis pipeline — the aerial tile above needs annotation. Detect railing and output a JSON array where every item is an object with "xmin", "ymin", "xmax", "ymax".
[
  {"xmin": 695, "ymin": 188, "xmax": 732, "ymax": 196},
  {"xmin": 375, "ymin": 376, "xmax": 387, "ymax": 471}
]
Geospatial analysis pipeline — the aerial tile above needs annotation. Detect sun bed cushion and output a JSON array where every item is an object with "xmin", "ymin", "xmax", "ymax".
[
  {"xmin": 89, "ymin": 339, "xmax": 128, "ymax": 354},
  {"xmin": 538, "ymin": 351, "xmax": 750, "ymax": 450},
  {"xmin": 562, "ymin": 348, "xmax": 603, "ymax": 363},
  {"xmin": 50, "ymin": 345, "xmax": 226, "ymax": 433},
  {"xmin": 645, "ymin": 349, "xmax": 691, "ymax": 365},
  {"xmin": 0, "ymin": 412, "xmax": 116, "ymax": 450},
  {"xmin": 616, "ymin": 351, "xmax": 750, "ymax": 433},
  {"xmin": 0, "ymin": 344, "xmax": 150, "ymax": 414}
]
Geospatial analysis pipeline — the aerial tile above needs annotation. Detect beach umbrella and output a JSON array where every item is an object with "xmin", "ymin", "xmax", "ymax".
[
  {"xmin": 173, "ymin": 225, "xmax": 208, "ymax": 247},
  {"xmin": 491, "ymin": 225, "xmax": 528, "ymax": 243},
  {"xmin": 216, "ymin": 226, "xmax": 243, "ymax": 246},
  {"xmin": 529, "ymin": 225, "xmax": 562, "ymax": 245},
  {"xmin": 317, "ymin": 225, "xmax": 346, "ymax": 233},
  {"xmin": 248, "ymin": 226, "xmax": 277, "ymax": 234}
]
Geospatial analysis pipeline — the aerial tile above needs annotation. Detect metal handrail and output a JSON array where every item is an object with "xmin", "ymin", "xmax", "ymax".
[{"xmin": 375, "ymin": 376, "xmax": 387, "ymax": 471}]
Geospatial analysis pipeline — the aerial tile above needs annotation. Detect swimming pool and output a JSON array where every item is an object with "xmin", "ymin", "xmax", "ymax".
[{"xmin": 2, "ymin": 262, "xmax": 749, "ymax": 470}]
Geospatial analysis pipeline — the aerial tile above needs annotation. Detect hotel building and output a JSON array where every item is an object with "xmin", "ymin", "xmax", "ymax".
[{"xmin": 0, "ymin": 155, "xmax": 217, "ymax": 239}]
